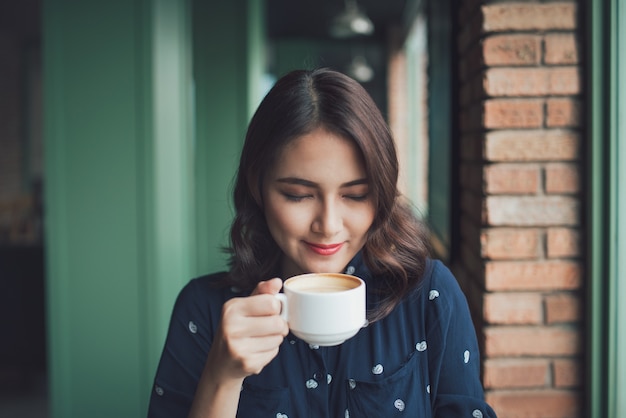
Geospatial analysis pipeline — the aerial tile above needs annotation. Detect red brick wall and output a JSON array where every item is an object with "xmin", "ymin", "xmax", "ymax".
[{"xmin": 455, "ymin": 1, "xmax": 583, "ymax": 417}]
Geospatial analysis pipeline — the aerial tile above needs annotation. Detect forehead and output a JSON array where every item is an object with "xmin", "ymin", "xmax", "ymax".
[{"xmin": 270, "ymin": 128, "xmax": 367, "ymax": 178}]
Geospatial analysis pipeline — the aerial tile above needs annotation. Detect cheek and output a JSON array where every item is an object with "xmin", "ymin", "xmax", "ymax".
[
  {"xmin": 264, "ymin": 201, "xmax": 309, "ymax": 237},
  {"xmin": 346, "ymin": 206, "xmax": 376, "ymax": 234}
]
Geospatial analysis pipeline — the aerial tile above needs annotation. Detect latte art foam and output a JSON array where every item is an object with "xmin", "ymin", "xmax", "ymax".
[{"xmin": 285, "ymin": 274, "xmax": 360, "ymax": 294}]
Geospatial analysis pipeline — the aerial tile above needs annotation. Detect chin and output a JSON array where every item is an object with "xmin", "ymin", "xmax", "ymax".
[{"xmin": 304, "ymin": 261, "xmax": 348, "ymax": 274}]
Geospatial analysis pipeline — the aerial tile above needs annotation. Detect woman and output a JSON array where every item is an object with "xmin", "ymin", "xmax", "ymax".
[{"xmin": 148, "ymin": 68, "xmax": 497, "ymax": 417}]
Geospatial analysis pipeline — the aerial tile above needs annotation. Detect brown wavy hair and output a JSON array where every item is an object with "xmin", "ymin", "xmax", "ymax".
[{"xmin": 225, "ymin": 68, "xmax": 431, "ymax": 321}]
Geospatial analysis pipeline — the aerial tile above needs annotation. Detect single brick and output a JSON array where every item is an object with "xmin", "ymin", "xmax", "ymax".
[
  {"xmin": 548, "ymin": 67, "xmax": 581, "ymax": 95},
  {"xmin": 484, "ymin": 326, "xmax": 581, "ymax": 357},
  {"xmin": 483, "ymin": 34, "xmax": 542, "ymax": 66},
  {"xmin": 484, "ymin": 358, "xmax": 549, "ymax": 388},
  {"xmin": 545, "ymin": 293, "xmax": 581, "ymax": 324},
  {"xmin": 486, "ymin": 389, "xmax": 581, "ymax": 418},
  {"xmin": 480, "ymin": 227, "xmax": 542, "ymax": 259},
  {"xmin": 484, "ymin": 195, "xmax": 579, "ymax": 226},
  {"xmin": 553, "ymin": 358, "xmax": 582, "ymax": 388},
  {"xmin": 485, "ymin": 260, "xmax": 582, "ymax": 291},
  {"xmin": 545, "ymin": 162, "xmax": 580, "ymax": 194},
  {"xmin": 546, "ymin": 98, "xmax": 581, "ymax": 127},
  {"xmin": 484, "ymin": 129, "xmax": 579, "ymax": 162},
  {"xmin": 482, "ymin": 3, "xmax": 577, "ymax": 31},
  {"xmin": 484, "ymin": 99, "xmax": 544, "ymax": 128},
  {"xmin": 484, "ymin": 68, "xmax": 550, "ymax": 96},
  {"xmin": 544, "ymin": 33, "xmax": 579, "ymax": 64},
  {"xmin": 484, "ymin": 292, "xmax": 543, "ymax": 324},
  {"xmin": 484, "ymin": 163, "xmax": 541, "ymax": 194},
  {"xmin": 547, "ymin": 227, "xmax": 581, "ymax": 258}
]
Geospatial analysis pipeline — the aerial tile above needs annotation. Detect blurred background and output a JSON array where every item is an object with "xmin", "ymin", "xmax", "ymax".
[{"xmin": 0, "ymin": 0, "xmax": 623, "ymax": 417}]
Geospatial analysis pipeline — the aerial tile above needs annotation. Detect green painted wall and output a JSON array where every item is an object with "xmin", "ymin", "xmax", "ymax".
[
  {"xmin": 192, "ymin": 0, "xmax": 254, "ymax": 276},
  {"xmin": 43, "ymin": 0, "xmax": 260, "ymax": 416},
  {"xmin": 246, "ymin": 0, "xmax": 269, "ymax": 116},
  {"xmin": 426, "ymin": 0, "xmax": 454, "ymax": 260}
]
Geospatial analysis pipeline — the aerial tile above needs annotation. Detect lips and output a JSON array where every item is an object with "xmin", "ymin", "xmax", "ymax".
[{"xmin": 305, "ymin": 242, "xmax": 344, "ymax": 256}]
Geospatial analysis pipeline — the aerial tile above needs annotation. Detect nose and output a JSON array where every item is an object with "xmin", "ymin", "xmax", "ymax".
[{"xmin": 312, "ymin": 199, "xmax": 343, "ymax": 237}]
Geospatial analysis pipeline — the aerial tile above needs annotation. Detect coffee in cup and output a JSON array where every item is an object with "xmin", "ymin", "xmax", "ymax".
[{"xmin": 275, "ymin": 273, "xmax": 366, "ymax": 346}]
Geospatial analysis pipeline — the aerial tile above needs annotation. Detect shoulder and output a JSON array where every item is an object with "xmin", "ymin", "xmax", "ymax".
[
  {"xmin": 417, "ymin": 259, "xmax": 470, "ymax": 316},
  {"xmin": 178, "ymin": 270, "xmax": 229, "ymax": 294},
  {"xmin": 423, "ymin": 259, "xmax": 462, "ymax": 292},
  {"xmin": 173, "ymin": 271, "xmax": 233, "ymax": 315}
]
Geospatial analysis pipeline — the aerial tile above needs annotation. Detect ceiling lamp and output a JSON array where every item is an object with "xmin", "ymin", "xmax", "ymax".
[
  {"xmin": 329, "ymin": 0, "xmax": 374, "ymax": 39},
  {"xmin": 346, "ymin": 55, "xmax": 374, "ymax": 83}
]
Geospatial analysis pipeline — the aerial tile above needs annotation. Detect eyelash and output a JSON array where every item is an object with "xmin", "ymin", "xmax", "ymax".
[
  {"xmin": 283, "ymin": 193, "xmax": 310, "ymax": 202},
  {"xmin": 281, "ymin": 193, "xmax": 369, "ymax": 202},
  {"xmin": 346, "ymin": 194, "xmax": 369, "ymax": 202}
]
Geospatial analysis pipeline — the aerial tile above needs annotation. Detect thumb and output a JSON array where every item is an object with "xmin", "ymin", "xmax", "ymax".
[{"xmin": 251, "ymin": 277, "xmax": 283, "ymax": 296}]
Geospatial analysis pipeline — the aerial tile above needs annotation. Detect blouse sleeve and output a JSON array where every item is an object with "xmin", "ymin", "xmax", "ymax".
[
  {"xmin": 147, "ymin": 277, "xmax": 219, "ymax": 418},
  {"xmin": 425, "ymin": 261, "xmax": 498, "ymax": 418}
]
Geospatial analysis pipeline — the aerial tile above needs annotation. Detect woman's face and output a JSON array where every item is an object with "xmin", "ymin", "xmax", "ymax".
[{"xmin": 262, "ymin": 127, "xmax": 376, "ymax": 278}]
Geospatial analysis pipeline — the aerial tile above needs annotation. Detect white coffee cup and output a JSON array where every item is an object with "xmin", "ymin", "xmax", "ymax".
[{"xmin": 275, "ymin": 272, "xmax": 366, "ymax": 346}]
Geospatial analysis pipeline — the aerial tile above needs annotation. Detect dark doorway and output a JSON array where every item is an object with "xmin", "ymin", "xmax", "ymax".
[{"xmin": 0, "ymin": 0, "xmax": 48, "ymax": 416}]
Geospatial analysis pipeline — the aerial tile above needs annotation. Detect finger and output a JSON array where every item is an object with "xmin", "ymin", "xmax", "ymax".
[
  {"xmin": 249, "ymin": 293, "xmax": 283, "ymax": 316},
  {"xmin": 223, "ymin": 293, "xmax": 283, "ymax": 319},
  {"xmin": 239, "ymin": 334, "xmax": 286, "ymax": 354},
  {"xmin": 224, "ymin": 312, "xmax": 288, "ymax": 339},
  {"xmin": 251, "ymin": 278, "xmax": 283, "ymax": 296}
]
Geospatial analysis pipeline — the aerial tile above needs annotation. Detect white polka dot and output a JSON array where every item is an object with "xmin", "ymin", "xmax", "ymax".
[
  {"xmin": 327, "ymin": 374, "xmax": 332, "ymax": 384},
  {"xmin": 188, "ymin": 321, "xmax": 197, "ymax": 333},
  {"xmin": 464, "ymin": 350, "xmax": 470, "ymax": 363},
  {"xmin": 345, "ymin": 409, "xmax": 350, "ymax": 418},
  {"xmin": 345, "ymin": 266, "xmax": 356, "ymax": 275},
  {"xmin": 306, "ymin": 379, "xmax": 318, "ymax": 389},
  {"xmin": 394, "ymin": 399, "xmax": 405, "ymax": 411},
  {"xmin": 276, "ymin": 413, "xmax": 288, "ymax": 418},
  {"xmin": 289, "ymin": 339, "xmax": 296, "ymax": 345},
  {"xmin": 426, "ymin": 384, "xmax": 430, "ymax": 394},
  {"xmin": 472, "ymin": 409, "xmax": 483, "ymax": 418},
  {"xmin": 429, "ymin": 289, "xmax": 440, "ymax": 300},
  {"xmin": 230, "ymin": 286, "xmax": 240, "ymax": 293},
  {"xmin": 154, "ymin": 385, "xmax": 164, "ymax": 396},
  {"xmin": 416, "ymin": 341, "xmax": 427, "ymax": 352},
  {"xmin": 372, "ymin": 364, "xmax": 384, "ymax": 375},
  {"xmin": 348, "ymin": 379, "xmax": 357, "ymax": 389},
  {"xmin": 309, "ymin": 344, "xmax": 320, "ymax": 350}
]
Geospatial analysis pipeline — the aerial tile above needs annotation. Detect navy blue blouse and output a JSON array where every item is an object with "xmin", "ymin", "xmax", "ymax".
[{"xmin": 148, "ymin": 254, "xmax": 497, "ymax": 417}]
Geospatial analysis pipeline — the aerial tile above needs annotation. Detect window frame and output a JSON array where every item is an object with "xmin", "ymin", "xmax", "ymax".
[{"xmin": 587, "ymin": 0, "xmax": 625, "ymax": 416}]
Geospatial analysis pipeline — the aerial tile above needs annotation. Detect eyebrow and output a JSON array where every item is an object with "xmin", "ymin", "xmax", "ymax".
[{"xmin": 276, "ymin": 177, "xmax": 369, "ymax": 188}]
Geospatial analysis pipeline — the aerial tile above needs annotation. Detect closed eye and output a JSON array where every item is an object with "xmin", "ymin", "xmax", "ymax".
[
  {"xmin": 281, "ymin": 192, "xmax": 312, "ymax": 202},
  {"xmin": 344, "ymin": 194, "xmax": 369, "ymax": 202}
]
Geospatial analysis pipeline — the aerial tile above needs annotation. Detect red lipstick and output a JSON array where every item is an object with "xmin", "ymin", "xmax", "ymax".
[{"xmin": 306, "ymin": 242, "xmax": 344, "ymax": 256}]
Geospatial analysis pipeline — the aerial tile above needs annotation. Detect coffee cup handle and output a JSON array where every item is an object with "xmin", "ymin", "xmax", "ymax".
[{"xmin": 275, "ymin": 293, "xmax": 288, "ymax": 321}]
